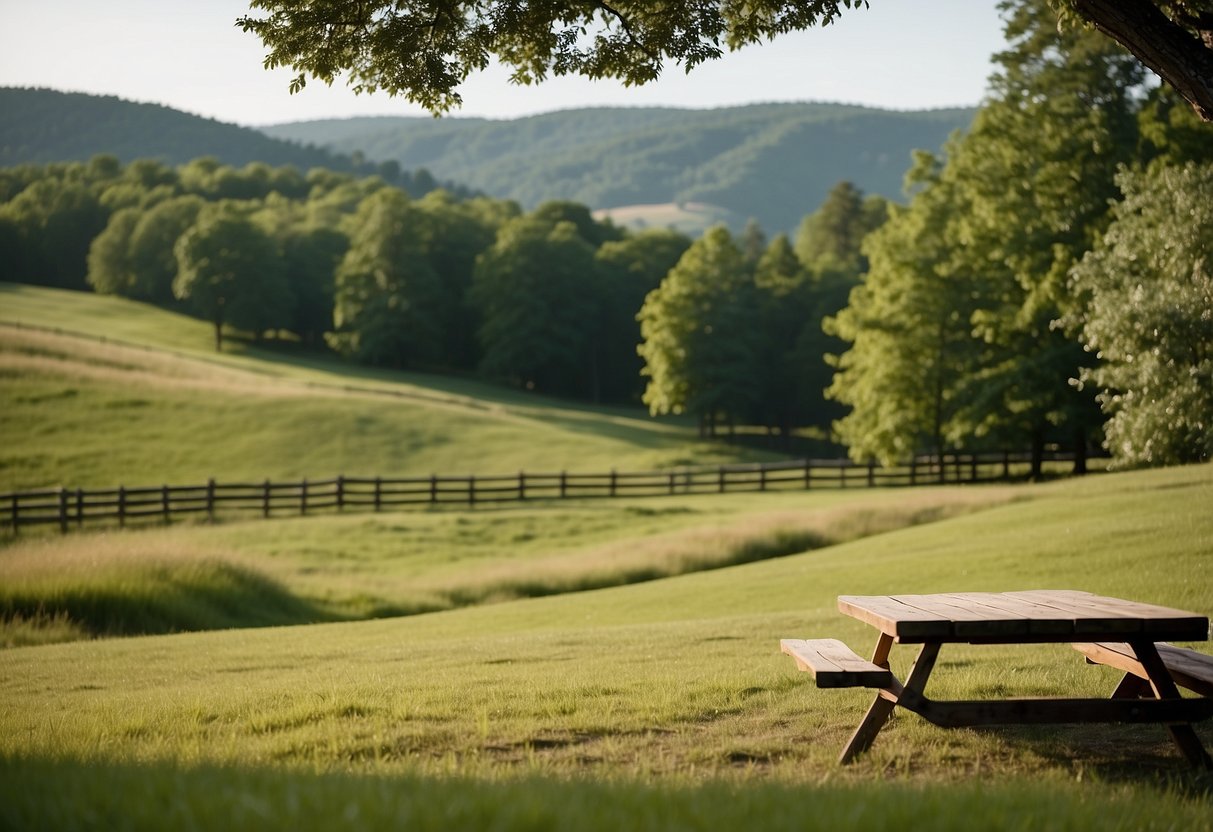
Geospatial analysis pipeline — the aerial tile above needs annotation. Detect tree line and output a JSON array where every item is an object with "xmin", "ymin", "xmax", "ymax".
[
  {"xmin": 0, "ymin": 150, "xmax": 870, "ymax": 439},
  {"xmin": 2, "ymin": 1, "xmax": 1210, "ymax": 472},
  {"xmin": 824, "ymin": 1, "xmax": 1213, "ymax": 474}
]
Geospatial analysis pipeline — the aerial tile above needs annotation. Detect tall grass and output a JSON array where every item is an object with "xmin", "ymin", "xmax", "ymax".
[{"xmin": 0, "ymin": 485, "xmax": 1017, "ymax": 641}]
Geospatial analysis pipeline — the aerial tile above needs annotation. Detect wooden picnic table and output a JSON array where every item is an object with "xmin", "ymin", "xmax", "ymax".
[{"xmin": 796, "ymin": 590, "xmax": 1213, "ymax": 765}]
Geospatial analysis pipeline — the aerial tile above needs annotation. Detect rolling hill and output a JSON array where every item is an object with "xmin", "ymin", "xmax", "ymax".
[
  {"xmin": 0, "ymin": 282, "xmax": 768, "ymax": 492},
  {"xmin": 0, "ymin": 88, "xmax": 472, "ymax": 198},
  {"xmin": 262, "ymin": 103, "xmax": 976, "ymax": 233}
]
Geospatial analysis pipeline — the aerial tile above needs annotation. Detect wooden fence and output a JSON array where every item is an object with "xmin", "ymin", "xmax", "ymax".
[{"xmin": 1, "ymin": 451, "xmax": 1078, "ymax": 535}]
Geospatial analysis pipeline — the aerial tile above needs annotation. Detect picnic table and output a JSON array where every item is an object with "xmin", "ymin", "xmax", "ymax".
[{"xmin": 781, "ymin": 590, "xmax": 1213, "ymax": 766}]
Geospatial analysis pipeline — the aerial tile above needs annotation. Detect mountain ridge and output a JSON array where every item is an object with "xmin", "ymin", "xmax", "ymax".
[{"xmin": 262, "ymin": 102, "xmax": 975, "ymax": 232}]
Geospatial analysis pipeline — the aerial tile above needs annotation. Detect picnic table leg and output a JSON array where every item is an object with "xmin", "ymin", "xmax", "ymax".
[
  {"xmin": 1129, "ymin": 640, "xmax": 1213, "ymax": 768},
  {"xmin": 1109, "ymin": 672, "xmax": 1151, "ymax": 700},
  {"xmin": 840, "ymin": 640, "xmax": 940, "ymax": 764}
]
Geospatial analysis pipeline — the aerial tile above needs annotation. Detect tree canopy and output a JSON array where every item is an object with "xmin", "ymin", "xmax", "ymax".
[{"xmin": 239, "ymin": 0, "xmax": 1213, "ymax": 120}]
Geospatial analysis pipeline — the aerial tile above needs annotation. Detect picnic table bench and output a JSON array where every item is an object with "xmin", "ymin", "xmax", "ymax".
[{"xmin": 781, "ymin": 590, "xmax": 1213, "ymax": 766}]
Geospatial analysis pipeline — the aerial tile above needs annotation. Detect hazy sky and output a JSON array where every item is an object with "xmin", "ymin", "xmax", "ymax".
[{"xmin": 1, "ymin": 1, "xmax": 1008, "ymax": 126}]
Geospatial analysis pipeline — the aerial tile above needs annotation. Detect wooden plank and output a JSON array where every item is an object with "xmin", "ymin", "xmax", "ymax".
[
  {"xmin": 1074, "ymin": 642, "xmax": 1213, "ymax": 697},
  {"xmin": 890, "ymin": 594, "xmax": 1031, "ymax": 639},
  {"xmin": 837, "ymin": 595, "xmax": 953, "ymax": 641},
  {"xmin": 780, "ymin": 638, "xmax": 893, "ymax": 688},
  {"xmin": 1009, "ymin": 590, "xmax": 1207, "ymax": 639},
  {"xmin": 1003, "ymin": 590, "xmax": 1144, "ymax": 636},
  {"xmin": 940, "ymin": 592, "xmax": 1077, "ymax": 636},
  {"xmin": 909, "ymin": 695, "xmax": 1213, "ymax": 728}
]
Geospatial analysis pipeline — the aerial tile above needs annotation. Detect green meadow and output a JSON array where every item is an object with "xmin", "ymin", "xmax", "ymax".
[
  {"xmin": 0, "ymin": 283, "xmax": 766, "ymax": 491},
  {"xmin": 2, "ymin": 285, "xmax": 1211, "ymax": 830}
]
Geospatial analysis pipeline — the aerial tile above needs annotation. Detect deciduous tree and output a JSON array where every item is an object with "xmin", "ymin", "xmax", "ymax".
[
  {"xmin": 1069, "ymin": 163, "xmax": 1213, "ymax": 466},
  {"xmin": 173, "ymin": 206, "xmax": 290, "ymax": 351},
  {"xmin": 328, "ymin": 189, "xmax": 443, "ymax": 366},
  {"xmin": 638, "ymin": 226, "xmax": 762, "ymax": 435},
  {"xmin": 239, "ymin": 0, "xmax": 1213, "ymax": 120}
]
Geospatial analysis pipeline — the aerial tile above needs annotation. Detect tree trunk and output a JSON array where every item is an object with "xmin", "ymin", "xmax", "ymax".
[
  {"xmin": 1030, "ymin": 427, "xmax": 1045, "ymax": 482},
  {"xmin": 1073, "ymin": 427, "xmax": 1089, "ymax": 476}
]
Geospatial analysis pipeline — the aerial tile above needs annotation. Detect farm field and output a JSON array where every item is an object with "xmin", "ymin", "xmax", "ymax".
[{"xmin": 2, "ymin": 464, "xmax": 1211, "ymax": 830}]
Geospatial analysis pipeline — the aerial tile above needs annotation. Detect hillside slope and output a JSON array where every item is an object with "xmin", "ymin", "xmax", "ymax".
[
  {"xmin": 262, "ymin": 103, "xmax": 975, "ymax": 232},
  {"xmin": 0, "ymin": 88, "xmax": 471, "ymax": 199},
  {"xmin": 0, "ymin": 283, "xmax": 765, "ymax": 490},
  {"xmin": 0, "ymin": 88, "xmax": 359, "ymax": 170}
]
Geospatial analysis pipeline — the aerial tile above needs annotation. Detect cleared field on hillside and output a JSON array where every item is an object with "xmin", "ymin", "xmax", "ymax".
[
  {"xmin": 2, "ymin": 465, "xmax": 1211, "ymax": 829},
  {"xmin": 0, "ymin": 284, "xmax": 768, "ymax": 491}
]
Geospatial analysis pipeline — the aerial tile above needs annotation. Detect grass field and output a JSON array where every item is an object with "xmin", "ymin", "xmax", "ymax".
[
  {"xmin": 0, "ymin": 283, "xmax": 772, "ymax": 491},
  {"xmin": 2, "ymin": 464, "xmax": 1211, "ymax": 829},
  {"xmin": 0, "ymin": 485, "xmax": 1020, "ymax": 643},
  {"xmin": 3, "ymin": 281, "xmax": 1211, "ymax": 830}
]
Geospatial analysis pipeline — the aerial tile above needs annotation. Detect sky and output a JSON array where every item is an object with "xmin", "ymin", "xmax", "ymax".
[{"xmin": 0, "ymin": 1, "xmax": 1008, "ymax": 127}]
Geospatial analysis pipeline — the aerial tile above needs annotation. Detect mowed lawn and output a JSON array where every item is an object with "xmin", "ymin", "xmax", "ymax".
[{"xmin": 2, "ymin": 464, "xmax": 1211, "ymax": 830}]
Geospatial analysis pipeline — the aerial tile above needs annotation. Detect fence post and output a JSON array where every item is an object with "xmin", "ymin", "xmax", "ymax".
[
  {"xmin": 759, "ymin": 464, "xmax": 767, "ymax": 492},
  {"xmin": 161, "ymin": 485, "xmax": 170, "ymax": 525},
  {"xmin": 10, "ymin": 492, "xmax": 18, "ymax": 535},
  {"xmin": 300, "ymin": 478, "xmax": 308, "ymax": 516},
  {"xmin": 518, "ymin": 471, "xmax": 526, "ymax": 501},
  {"xmin": 560, "ymin": 471, "xmax": 567, "ymax": 499},
  {"xmin": 668, "ymin": 471, "xmax": 676, "ymax": 496},
  {"xmin": 910, "ymin": 456, "xmax": 917, "ymax": 486},
  {"xmin": 58, "ymin": 488, "xmax": 68, "ymax": 534},
  {"xmin": 970, "ymin": 454, "xmax": 977, "ymax": 483},
  {"xmin": 430, "ymin": 474, "xmax": 438, "ymax": 504},
  {"xmin": 206, "ymin": 478, "xmax": 216, "ymax": 523},
  {"xmin": 76, "ymin": 488, "xmax": 84, "ymax": 528},
  {"xmin": 804, "ymin": 458, "xmax": 812, "ymax": 490},
  {"xmin": 336, "ymin": 475, "xmax": 345, "ymax": 512},
  {"xmin": 263, "ymin": 479, "xmax": 271, "ymax": 518},
  {"xmin": 374, "ymin": 477, "xmax": 382, "ymax": 512},
  {"xmin": 609, "ymin": 469, "xmax": 617, "ymax": 498},
  {"xmin": 868, "ymin": 460, "xmax": 875, "ymax": 488},
  {"xmin": 1002, "ymin": 450, "xmax": 1010, "ymax": 480},
  {"xmin": 118, "ymin": 486, "xmax": 126, "ymax": 529},
  {"xmin": 839, "ymin": 462, "xmax": 846, "ymax": 489},
  {"xmin": 468, "ymin": 475, "xmax": 476, "ymax": 507},
  {"xmin": 718, "ymin": 466, "xmax": 725, "ymax": 494},
  {"xmin": 937, "ymin": 454, "xmax": 946, "ymax": 485}
]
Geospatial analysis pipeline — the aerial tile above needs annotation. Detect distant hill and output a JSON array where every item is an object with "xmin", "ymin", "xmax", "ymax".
[
  {"xmin": 0, "ymin": 88, "xmax": 469, "ymax": 200},
  {"xmin": 0, "ymin": 88, "xmax": 368, "ymax": 170},
  {"xmin": 262, "ymin": 103, "xmax": 976, "ymax": 232}
]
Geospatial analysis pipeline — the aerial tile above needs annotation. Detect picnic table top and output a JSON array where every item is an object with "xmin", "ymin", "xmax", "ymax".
[{"xmin": 838, "ymin": 590, "xmax": 1210, "ymax": 644}]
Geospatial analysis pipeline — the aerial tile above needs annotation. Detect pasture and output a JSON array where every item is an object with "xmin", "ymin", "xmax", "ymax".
[{"xmin": 2, "ymin": 283, "xmax": 1211, "ymax": 829}]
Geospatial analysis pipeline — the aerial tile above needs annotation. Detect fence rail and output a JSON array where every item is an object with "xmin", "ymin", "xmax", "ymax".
[{"xmin": 1, "ymin": 451, "xmax": 1079, "ymax": 534}]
